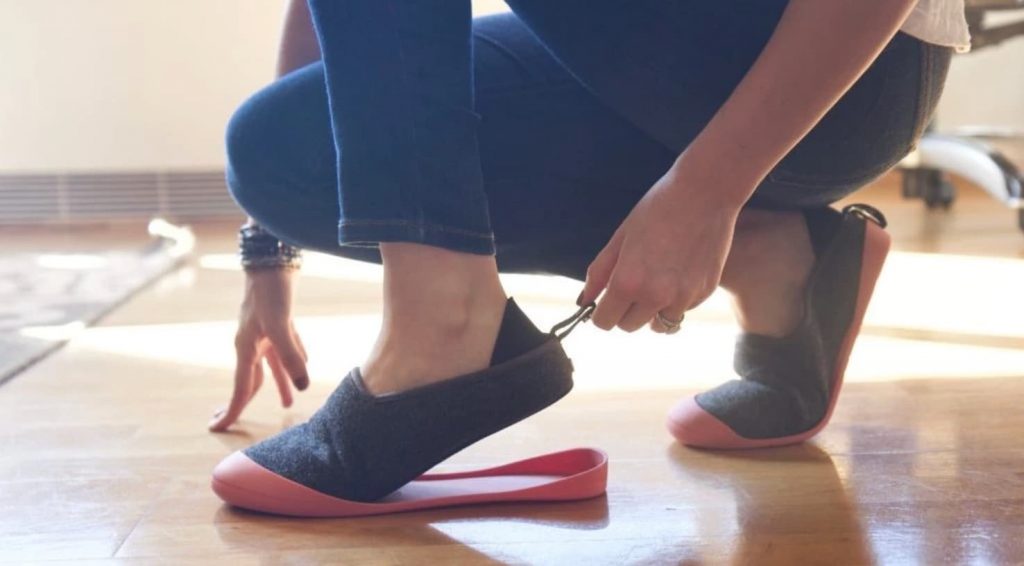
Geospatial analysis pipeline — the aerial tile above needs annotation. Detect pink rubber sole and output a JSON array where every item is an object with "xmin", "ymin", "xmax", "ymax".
[
  {"xmin": 212, "ymin": 447, "xmax": 608, "ymax": 518},
  {"xmin": 667, "ymin": 221, "xmax": 891, "ymax": 449}
]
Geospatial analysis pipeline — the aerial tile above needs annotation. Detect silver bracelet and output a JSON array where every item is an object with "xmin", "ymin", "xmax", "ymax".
[{"xmin": 239, "ymin": 223, "xmax": 303, "ymax": 270}]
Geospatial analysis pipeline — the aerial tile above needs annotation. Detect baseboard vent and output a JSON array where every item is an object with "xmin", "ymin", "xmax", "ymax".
[{"xmin": 0, "ymin": 170, "xmax": 242, "ymax": 225}]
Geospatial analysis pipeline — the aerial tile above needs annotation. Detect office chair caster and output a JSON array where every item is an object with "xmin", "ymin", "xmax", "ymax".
[
  {"xmin": 900, "ymin": 135, "xmax": 1024, "ymax": 233},
  {"xmin": 902, "ymin": 167, "xmax": 956, "ymax": 210}
]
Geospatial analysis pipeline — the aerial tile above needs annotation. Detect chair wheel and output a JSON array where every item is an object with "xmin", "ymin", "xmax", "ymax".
[
  {"xmin": 903, "ymin": 168, "xmax": 956, "ymax": 209},
  {"xmin": 923, "ymin": 177, "xmax": 956, "ymax": 209}
]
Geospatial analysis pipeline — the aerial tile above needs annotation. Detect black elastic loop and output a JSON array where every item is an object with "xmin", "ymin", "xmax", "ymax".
[{"xmin": 549, "ymin": 303, "xmax": 596, "ymax": 340}]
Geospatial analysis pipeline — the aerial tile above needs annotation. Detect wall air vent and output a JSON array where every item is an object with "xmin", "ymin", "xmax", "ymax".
[{"xmin": 0, "ymin": 170, "xmax": 241, "ymax": 225}]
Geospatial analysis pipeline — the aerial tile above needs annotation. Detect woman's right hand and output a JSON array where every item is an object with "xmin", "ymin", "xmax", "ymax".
[{"xmin": 208, "ymin": 267, "xmax": 309, "ymax": 432}]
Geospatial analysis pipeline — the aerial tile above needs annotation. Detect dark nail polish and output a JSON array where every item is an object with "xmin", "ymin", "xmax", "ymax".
[{"xmin": 576, "ymin": 291, "xmax": 584, "ymax": 306}]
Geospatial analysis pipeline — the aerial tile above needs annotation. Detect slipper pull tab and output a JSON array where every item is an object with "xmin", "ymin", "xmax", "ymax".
[
  {"xmin": 842, "ymin": 203, "xmax": 888, "ymax": 228},
  {"xmin": 550, "ymin": 302, "xmax": 596, "ymax": 341}
]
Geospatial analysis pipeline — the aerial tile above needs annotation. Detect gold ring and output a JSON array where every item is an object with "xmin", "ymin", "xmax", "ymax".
[{"xmin": 655, "ymin": 311, "xmax": 684, "ymax": 333}]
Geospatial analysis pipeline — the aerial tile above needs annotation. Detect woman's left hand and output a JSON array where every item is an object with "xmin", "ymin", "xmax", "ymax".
[{"xmin": 579, "ymin": 163, "xmax": 745, "ymax": 333}]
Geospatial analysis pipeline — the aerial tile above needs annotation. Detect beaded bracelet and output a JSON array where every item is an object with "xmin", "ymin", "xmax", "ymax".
[{"xmin": 238, "ymin": 223, "xmax": 303, "ymax": 270}]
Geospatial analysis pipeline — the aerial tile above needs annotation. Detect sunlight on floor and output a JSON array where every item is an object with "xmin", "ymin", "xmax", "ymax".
[
  {"xmin": 199, "ymin": 249, "xmax": 1024, "ymax": 339},
  {"xmin": 58, "ymin": 249, "xmax": 1024, "ymax": 392},
  {"xmin": 61, "ymin": 313, "xmax": 1024, "ymax": 392}
]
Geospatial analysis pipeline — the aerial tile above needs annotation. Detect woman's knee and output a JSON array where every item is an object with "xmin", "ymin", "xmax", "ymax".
[
  {"xmin": 225, "ymin": 89, "xmax": 279, "ymax": 216},
  {"xmin": 224, "ymin": 64, "xmax": 333, "ymax": 217},
  {"xmin": 226, "ymin": 83, "xmax": 297, "ymax": 214}
]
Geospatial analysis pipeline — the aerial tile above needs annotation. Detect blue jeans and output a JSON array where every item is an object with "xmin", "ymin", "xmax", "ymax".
[{"xmin": 226, "ymin": 2, "xmax": 950, "ymax": 279}]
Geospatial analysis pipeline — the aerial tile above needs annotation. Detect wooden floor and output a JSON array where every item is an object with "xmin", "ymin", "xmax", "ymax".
[{"xmin": 2, "ymin": 178, "xmax": 1023, "ymax": 565}]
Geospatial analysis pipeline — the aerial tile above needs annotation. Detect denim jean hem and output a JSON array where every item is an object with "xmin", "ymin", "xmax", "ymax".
[{"xmin": 338, "ymin": 220, "xmax": 496, "ymax": 255}]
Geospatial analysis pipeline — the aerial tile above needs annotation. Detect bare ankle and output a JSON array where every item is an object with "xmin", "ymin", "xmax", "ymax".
[
  {"xmin": 722, "ymin": 209, "xmax": 814, "ymax": 337},
  {"xmin": 362, "ymin": 242, "xmax": 508, "ymax": 394}
]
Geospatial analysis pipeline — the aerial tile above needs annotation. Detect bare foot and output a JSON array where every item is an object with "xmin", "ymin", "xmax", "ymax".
[{"xmin": 360, "ymin": 242, "xmax": 507, "ymax": 395}]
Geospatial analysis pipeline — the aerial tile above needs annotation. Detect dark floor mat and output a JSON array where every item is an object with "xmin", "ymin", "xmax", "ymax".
[{"xmin": 0, "ymin": 232, "xmax": 190, "ymax": 384}]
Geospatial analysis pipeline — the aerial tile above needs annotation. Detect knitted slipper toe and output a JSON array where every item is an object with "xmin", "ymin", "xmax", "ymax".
[{"xmin": 214, "ymin": 298, "xmax": 595, "ymax": 509}]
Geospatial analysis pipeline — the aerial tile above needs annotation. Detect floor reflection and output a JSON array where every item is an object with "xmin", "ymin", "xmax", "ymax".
[
  {"xmin": 668, "ymin": 443, "xmax": 874, "ymax": 565},
  {"xmin": 845, "ymin": 405, "xmax": 1024, "ymax": 565}
]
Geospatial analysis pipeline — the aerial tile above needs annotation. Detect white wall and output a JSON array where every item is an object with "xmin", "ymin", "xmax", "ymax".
[
  {"xmin": 0, "ymin": 0, "xmax": 1021, "ymax": 173},
  {"xmin": 0, "ymin": 0, "xmax": 283, "ymax": 172},
  {"xmin": 937, "ymin": 39, "xmax": 1024, "ymax": 131}
]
